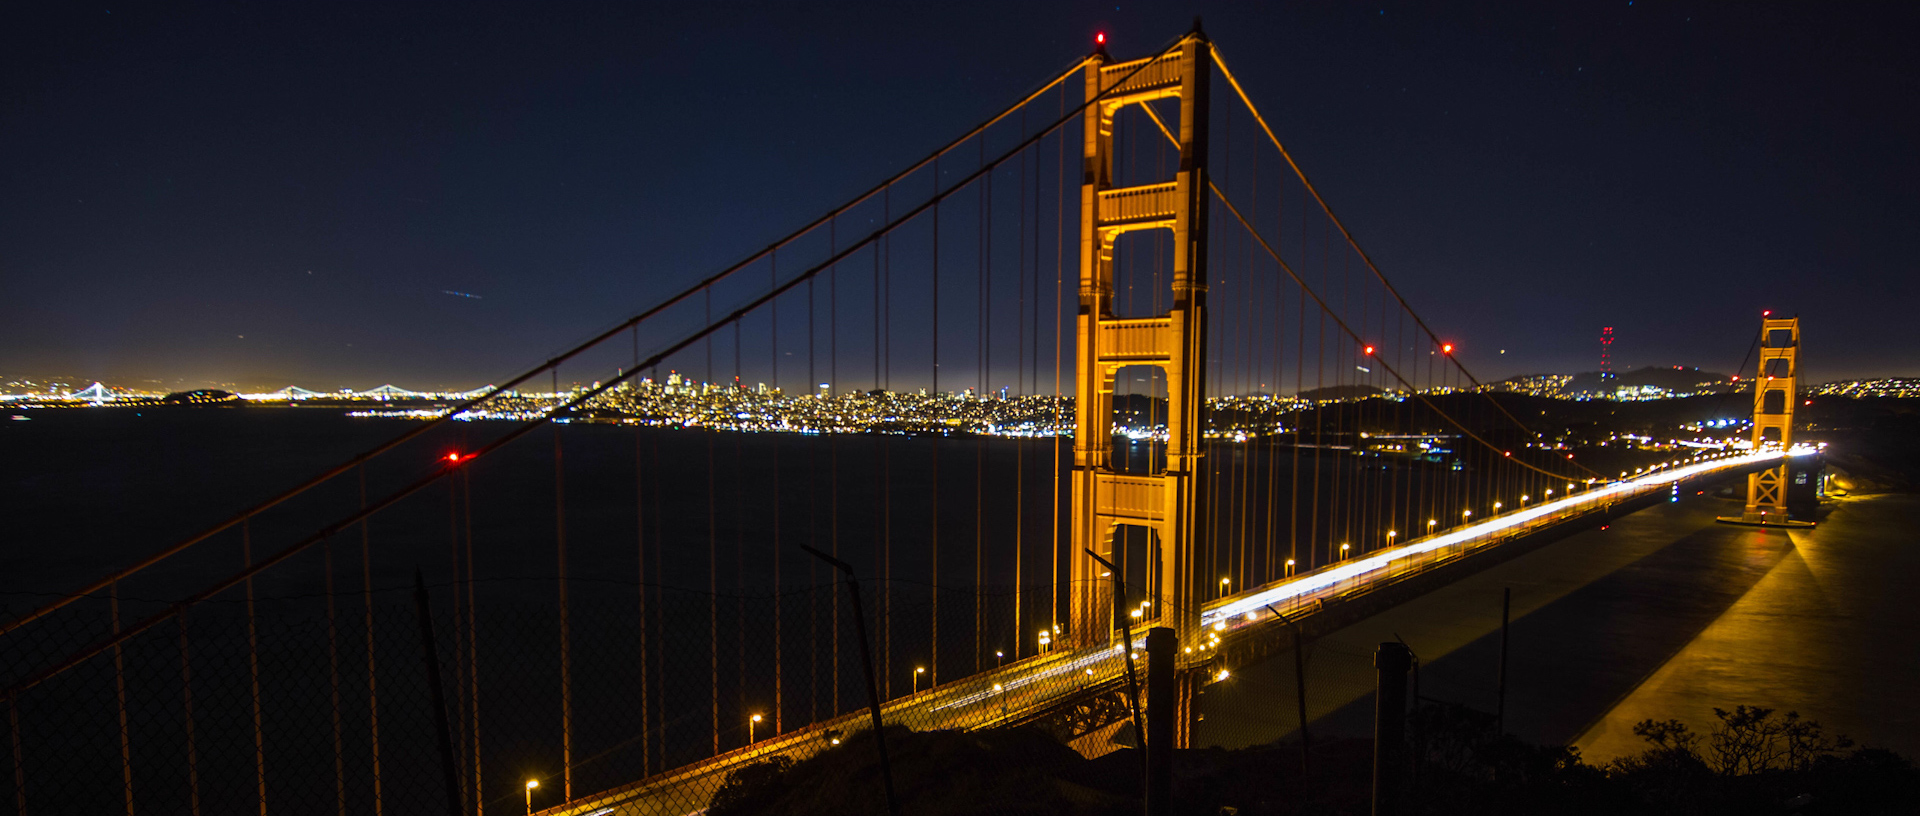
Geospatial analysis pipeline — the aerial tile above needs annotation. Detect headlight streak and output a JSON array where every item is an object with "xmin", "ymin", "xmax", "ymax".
[
  {"xmin": 919, "ymin": 448, "xmax": 1805, "ymax": 721},
  {"xmin": 1202, "ymin": 448, "xmax": 1806, "ymax": 627}
]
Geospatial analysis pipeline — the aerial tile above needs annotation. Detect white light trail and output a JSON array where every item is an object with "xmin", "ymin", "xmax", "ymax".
[{"xmin": 1203, "ymin": 448, "xmax": 1808, "ymax": 626}]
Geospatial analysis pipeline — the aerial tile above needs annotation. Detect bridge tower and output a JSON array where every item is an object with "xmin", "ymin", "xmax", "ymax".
[
  {"xmin": 1742, "ymin": 314, "xmax": 1799, "ymax": 521},
  {"xmin": 1068, "ymin": 28, "xmax": 1211, "ymax": 667}
]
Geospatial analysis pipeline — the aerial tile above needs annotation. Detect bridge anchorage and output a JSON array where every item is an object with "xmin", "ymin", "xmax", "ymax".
[{"xmin": 1718, "ymin": 313, "xmax": 1816, "ymax": 528}]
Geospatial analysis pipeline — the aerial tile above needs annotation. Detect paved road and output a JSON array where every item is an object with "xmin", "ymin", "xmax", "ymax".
[{"xmin": 1195, "ymin": 488, "xmax": 1920, "ymax": 766}]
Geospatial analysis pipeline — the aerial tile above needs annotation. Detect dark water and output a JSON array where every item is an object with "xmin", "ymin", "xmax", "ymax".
[{"xmin": 0, "ymin": 407, "xmax": 1568, "ymax": 814}]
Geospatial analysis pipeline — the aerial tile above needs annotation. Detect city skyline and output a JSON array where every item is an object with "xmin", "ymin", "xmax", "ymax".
[{"xmin": 5, "ymin": 3, "xmax": 1918, "ymax": 389}]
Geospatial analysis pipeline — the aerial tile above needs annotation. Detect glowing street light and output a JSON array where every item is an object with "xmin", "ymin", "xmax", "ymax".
[
  {"xmin": 913, "ymin": 667, "xmax": 926, "ymax": 694},
  {"xmin": 1285, "ymin": 558, "xmax": 1296, "ymax": 577},
  {"xmin": 1494, "ymin": 502, "xmax": 1503, "ymax": 511},
  {"xmin": 1219, "ymin": 577, "xmax": 1230, "ymax": 599},
  {"xmin": 749, "ymin": 713, "xmax": 763, "ymax": 743},
  {"xmin": 525, "ymin": 780, "xmax": 539, "ymax": 816},
  {"xmin": 995, "ymin": 650, "xmax": 1005, "ymax": 668},
  {"xmin": 1386, "ymin": 530, "xmax": 1397, "ymax": 545},
  {"xmin": 1428, "ymin": 519, "xmax": 1438, "ymax": 530},
  {"xmin": 1463, "ymin": 509, "xmax": 1473, "ymax": 520},
  {"xmin": 1339, "ymin": 543, "xmax": 1350, "ymax": 559}
]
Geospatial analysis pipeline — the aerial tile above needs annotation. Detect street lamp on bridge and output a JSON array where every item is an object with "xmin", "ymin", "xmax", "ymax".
[{"xmin": 749, "ymin": 713, "xmax": 763, "ymax": 744}]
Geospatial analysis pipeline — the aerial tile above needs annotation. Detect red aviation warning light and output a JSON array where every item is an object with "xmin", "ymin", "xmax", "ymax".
[
  {"xmin": 1363, "ymin": 345, "xmax": 1375, "ymax": 356},
  {"xmin": 1096, "ymin": 32, "xmax": 1105, "ymax": 45},
  {"xmin": 1441, "ymin": 343, "xmax": 1454, "ymax": 354},
  {"xmin": 445, "ymin": 452, "xmax": 464, "ymax": 463}
]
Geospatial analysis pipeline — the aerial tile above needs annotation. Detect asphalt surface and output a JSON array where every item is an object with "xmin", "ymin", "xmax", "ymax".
[{"xmin": 1192, "ymin": 488, "xmax": 1920, "ymax": 763}]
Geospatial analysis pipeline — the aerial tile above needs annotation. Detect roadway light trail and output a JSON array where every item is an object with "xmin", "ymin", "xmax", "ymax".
[{"xmin": 1203, "ymin": 448, "xmax": 1809, "ymax": 627}]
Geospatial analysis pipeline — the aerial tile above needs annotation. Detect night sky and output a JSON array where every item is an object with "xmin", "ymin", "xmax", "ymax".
[{"xmin": 5, "ymin": 2, "xmax": 1916, "ymax": 391}]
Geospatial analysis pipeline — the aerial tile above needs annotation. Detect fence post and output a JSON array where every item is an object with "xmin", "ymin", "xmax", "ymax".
[
  {"xmin": 1372, "ymin": 641, "xmax": 1412, "ymax": 816},
  {"xmin": 1085, "ymin": 549, "xmax": 1146, "ymax": 786},
  {"xmin": 412, "ymin": 571, "xmax": 464, "ymax": 816},
  {"xmin": 1144, "ymin": 627, "xmax": 1175, "ymax": 816},
  {"xmin": 1269, "ymin": 606, "xmax": 1310, "ymax": 777},
  {"xmin": 800, "ymin": 545, "xmax": 899, "ymax": 816}
]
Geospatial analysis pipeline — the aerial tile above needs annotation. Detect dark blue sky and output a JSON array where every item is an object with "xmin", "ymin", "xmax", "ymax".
[{"xmin": 4, "ymin": 2, "xmax": 1915, "ymax": 390}]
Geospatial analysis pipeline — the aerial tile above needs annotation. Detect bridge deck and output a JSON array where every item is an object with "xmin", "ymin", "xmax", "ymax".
[{"xmin": 546, "ymin": 450, "xmax": 1792, "ymax": 816}]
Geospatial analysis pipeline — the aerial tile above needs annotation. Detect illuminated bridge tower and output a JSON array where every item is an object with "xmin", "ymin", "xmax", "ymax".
[
  {"xmin": 1742, "ymin": 314, "xmax": 1800, "ymax": 522},
  {"xmin": 1069, "ymin": 30, "xmax": 1211, "ymax": 659}
]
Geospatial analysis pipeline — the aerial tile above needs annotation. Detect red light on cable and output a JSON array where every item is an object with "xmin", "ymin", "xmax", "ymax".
[
  {"xmin": 1441, "ymin": 343, "xmax": 1454, "ymax": 354},
  {"xmin": 446, "ymin": 452, "xmax": 462, "ymax": 463},
  {"xmin": 1363, "ymin": 345, "xmax": 1375, "ymax": 356},
  {"xmin": 1096, "ymin": 32, "xmax": 1105, "ymax": 45},
  {"xmin": 1763, "ymin": 310, "xmax": 1772, "ymax": 317}
]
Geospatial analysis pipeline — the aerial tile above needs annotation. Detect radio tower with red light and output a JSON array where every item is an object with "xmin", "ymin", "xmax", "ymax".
[{"xmin": 1599, "ymin": 327, "xmax": 1614, "ymax": 377}]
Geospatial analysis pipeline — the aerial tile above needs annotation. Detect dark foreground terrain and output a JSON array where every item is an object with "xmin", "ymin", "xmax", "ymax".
[{"xmin": 707, "ymin": 702, "xmax": 1917, "ymax": 816}]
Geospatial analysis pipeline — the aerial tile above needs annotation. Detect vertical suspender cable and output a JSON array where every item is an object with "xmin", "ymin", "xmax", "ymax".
[
  {"xmin": 177, "ymin": 612, "xmax": 199, "ymax": 816},
  {"xmin": 461, "ymin": 470, "xmax": 482, "ymax": 813},
  {"xmin": 707, "ymin": 291, "xmax": 719, "ymax": 757},
  {"xmin": 111, "ymin": 582, "xmax": 131, "ymax": 816},
  {"xmin": 880, "ymin": 188, "xmax": 892, "ymax": 699},
  {"xmin": 245, "ymin": 521, "xmax": 266, "ymax": 816},
  {"xmin": 632, "ymin": 326, "xmax": 649, "ymax": 776},
  {"xmin": 358, "ymin": 468, "xmax": 383, "ymax": 816},
  {"xmin": 977, "ymin": 138, "xmax": 989, "ymax": 674},
  {"xmin": 771, "ymin": 251, "xmax": 783, "ymax": 733},
  {"xmin": 552, "ymin": 367, "xmax": 573, "ymax": 801},
  {"xmin": 325, "ymin": 539, "xmax": 346, "ymax": 816},
  {"xmin": 446, "ymin": 474, "xmax": 466, "ymax": 809},
  {"xmin": 1050, "ymin": 83, "xmax": 1066, "ymax": 634},
  {"xmin": 734, "ymin": 324, "xmax": 746, "ymax": 728},
  {"xmin": 931, "ymin": 157, "xmax": 941, "ymax": 687},
  {"xmin": 808, "ymin": 243, "xmax": 820, "ymax": 726}
]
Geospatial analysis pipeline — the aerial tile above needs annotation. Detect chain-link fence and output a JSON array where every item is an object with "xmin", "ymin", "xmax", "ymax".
[{"xmin": 5, "ymin": 575, "xmax": 1227, "ymax": 816}]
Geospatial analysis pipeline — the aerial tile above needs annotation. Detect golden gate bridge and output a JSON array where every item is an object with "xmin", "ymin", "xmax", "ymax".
[{"xmin": 0, "ymin": 25, "xmax": 1805, "ymax": 816}]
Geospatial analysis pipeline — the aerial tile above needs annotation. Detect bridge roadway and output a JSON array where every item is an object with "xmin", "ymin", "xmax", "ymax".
[{"xmin": 546, "ymin": 448, "xmax": 1798, "ymax": 816}]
